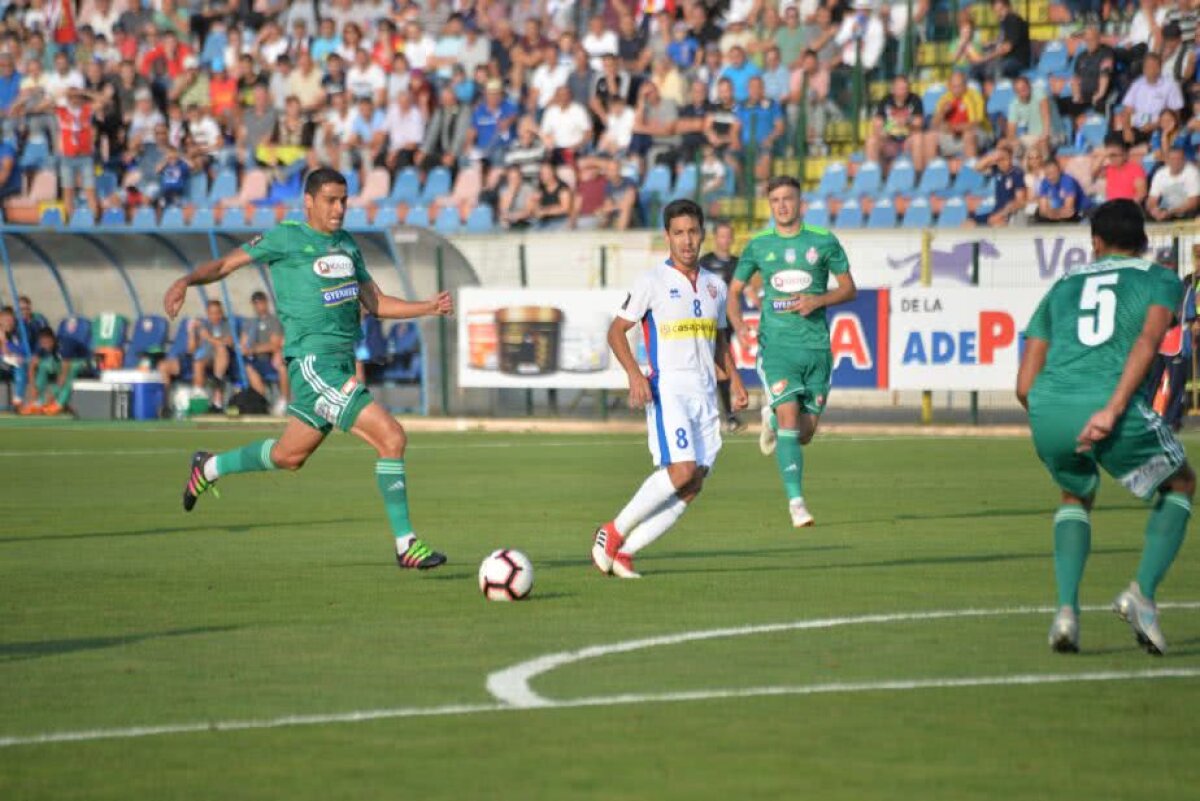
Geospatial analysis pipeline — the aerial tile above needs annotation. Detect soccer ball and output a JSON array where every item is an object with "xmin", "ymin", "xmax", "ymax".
[{"xmin": 478, "ymin": 549, "xmax": 534, "ymax": 601}]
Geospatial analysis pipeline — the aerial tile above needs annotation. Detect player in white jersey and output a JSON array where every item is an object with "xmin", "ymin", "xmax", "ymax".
[{"xmin": 591, "ymin": 199, "xmax": 748, "ymax": 578}]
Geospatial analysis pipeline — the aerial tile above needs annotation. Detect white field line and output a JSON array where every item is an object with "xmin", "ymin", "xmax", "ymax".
[{"xmin": 2, "ymin": 603, "xmax": 1199, "ymax": 749}]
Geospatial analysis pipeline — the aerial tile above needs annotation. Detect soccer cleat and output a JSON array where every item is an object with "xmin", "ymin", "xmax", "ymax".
[
  {"xmin": 18, "ymin": 402, "xmax": 42, "ymax": 416},
  {"xmin": 42, "ymin": 400, "xmax": 63, "ymax": 416},
  {"xmin": 396, "ymin": 537, "xmax": 447, "ymax": 570},
  {"xmin": 759, "ymin": 405, "xmax": 776, "ymax": 455},
  {"xmin": 612, "ymin": 552, "xmax": 642, "ymax": 579},
  {"xmin": 1048, "ymin": 605, "xmax": 1080, "ymax": 653},
  {"xmin": 182, "ymin": 451, "xmax": 219, "ymax": 512},
  {"xmin": 1112, "ymin": 582, "xmax": 1167, "ymax": 655},
  {"xmin": 789, "ymin": 498, "xmax": 814, "ymax": 528},
  {"xmin": 591, "ymin": 521, "xmax": 624, "ymax": 575}
]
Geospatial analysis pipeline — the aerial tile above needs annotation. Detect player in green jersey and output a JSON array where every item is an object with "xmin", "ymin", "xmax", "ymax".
[
  {"xmin": 163, "ymin": 168, "xmax": 454, "ymax": 570},
  {"xmin": 727, "ymin": 176, "xmax": 857, "ymax": 528},
  {"xmin": 1017, "ymin": 199, "xmax": 1194, "ymax": 654}
]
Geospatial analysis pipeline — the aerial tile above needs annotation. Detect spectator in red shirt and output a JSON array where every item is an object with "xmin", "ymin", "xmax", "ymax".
[
  {"xmin": 139, "ymin": 29, "xmax": 192, "ymax": 82},
  {"xmin": 56, "ymin": 85, "xmax": 98, "ymax": 220},
  {"xmin": 1095, "ymin": 133, "xmax": 1148, "ymax": 203}
]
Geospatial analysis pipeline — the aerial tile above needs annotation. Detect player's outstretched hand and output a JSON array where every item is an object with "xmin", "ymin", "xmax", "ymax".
[
  {"xmin": 627, "ymin": 372, "xmax": 652, "ymax": 409},
  {"xmin": 1076, "ymin": 407, "xmax": 1118, "ymax": 453},
  {"xmin": 163, "ymin": 278, "xmax": 187, "ymax": 320},
  {"xmin": 428, "ymin": 291, "xmax": 454, "ymax": 317}
]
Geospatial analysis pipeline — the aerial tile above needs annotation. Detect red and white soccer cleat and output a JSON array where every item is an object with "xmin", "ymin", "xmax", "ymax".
[
  {"xmin": 591, "ymin": 521, "xmax": 624, "ymax": 574},
  {"xmin": 612, "ymin": 552, "xmax": 642, "ymax": 579},
  {"xmin": 789, "ymin": 498, "xmax": 814, "ymax": 528}
]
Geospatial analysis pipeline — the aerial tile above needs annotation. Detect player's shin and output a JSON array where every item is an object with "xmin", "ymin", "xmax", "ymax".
[
  {"xmin": 614, "ymin": 469, "xmax": 680, "ymax": 533},
  {"xmin": 210, "ymin": 438, "xmax": 279, "ymax": 479},
  {"xmin": 375, "ymin": 458, "xmax": 414, "ymax": 543},
  {"xmin": 1135, "ymin": 492, "xmax": 1191, "ymax": 600},
  {"xmin": 775, "ymin": 429, "xmax": 804, "ymax": 500},
  {"xmin": 1053, "ymin": 505, "xmax": 1092, "ymax": 612},
  {"xmin": 620, "ymin": 497, "xmax": 689, "ymax": 555}
]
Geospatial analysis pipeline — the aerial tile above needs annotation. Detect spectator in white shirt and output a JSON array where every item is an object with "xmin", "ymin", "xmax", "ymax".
[
  {"xmin": 540, "ymin": 85, "xmax": 593, "ymax": 158},
  {"xmin": 403, "ymin": 21, "xmax": 436, "ymax": 73},
  {"xmin": 384, "ymin": 91, "xmax": 425, "ymax": 171},
  {"xmin": 834, "ymin": 0, "xmax": 886, "ymax": 70},
  {"xmin": 529, "ymin": 42, "xmax": 571, "ymax": 109},
  {"xmin": 598, "ymin": 94, "xmax": 635, "ymax": 154},
  {"xmin": 44, "ymin": 50, "xmax": 82, "ymax": 108},
  {"xmin": 1122, "ymin": 53, "xmax": 1184, "ymax": 141},
  {"xmin": 582, "ymin": 15, "xmax": 619, "ymax": 71},
  {"xmin": 1147, "ymin": 144, "xmax": 1200, "ymax": 220},
  {"xmin": 346, "ymin": 47, "xmax": 387, "ymax": 106}
]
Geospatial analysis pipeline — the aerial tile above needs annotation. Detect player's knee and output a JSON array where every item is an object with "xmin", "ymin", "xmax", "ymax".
[
  {"xmin": 377, "ymin": 425, "xmax": 407, "ymax": 459},
  {"xmin": 1167, "ymin": 464, "xmax": 1196, "ymax": 498}
]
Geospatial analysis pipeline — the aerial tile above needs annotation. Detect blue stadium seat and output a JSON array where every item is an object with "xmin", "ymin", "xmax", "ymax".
[
  {"xmin": 803, "ymin": 199, "xmax": 830, "ymax": 228},
  {"xmin": 99, "ymin": 207, "xmax": 125, "ymax": 226},
  {"xmin": 917, "ymin": 158, "xmax": 951, "ymax": 194},
  {"xmin": 1036, "ymin": 40, "xmax": 1070, "ymax": 76},
  {"xmin": 374, "ymin": 206, "xmax": 399, "ymax": 227},
  {"xmin": 902, "ymin": 196, "xmax": 933, "ymax": 228},
  {"xmin": 222, "ymin": 206, "xmax": 246, "ymax": 227},
  {"xmin": 56, "ymin": 316, "xmax": 92, "ymax": 359},
  {"xmin": 639, "ymin": 164, "xmax": 673, "ymax": 205},
  {"xmin": 936, "ymin": 196, "xmax": 968, "ymax": 227},
  {"xmin": 358, "ymin": 315, "xmax": 388, "ymax": 366},
  {"xmin": 39, "ymin": 207, "xmax": 63, "ymax": 227},
  {"xmin": 68, "ymin": 207, "xmax": 95, "ymax": 228},
  {"xmin": 404, "ymin": 206, "xmax": 430, "ymax": 227},
  {"xmin": 344, "ymin": 206, "xmax": 370, "ymax": 228},
  {"xmin": 867, "ymin": 196, "xmax": 897, "ymax": 228},
  {"xmin": 207, "ymin": 170, "xmax": 238, "ymax": 205},
  {"xmin": 1078, "ymin": 114, "xmax": 1107, "ymax": 149},
  {"xmin": 160, "ymin": 206, "xmax": 185, "ymax": 227},
  {"xmin": 986, "ymin": 80, "xmax": 1015, "ymax": 118},
  {"xmin": 383, "ymin": 322, "xmax": 422, "ymax": 382},
  {"xmin": 883, "ymin": 158, "xmax": 916, "ymax": 195},
  {"xmin": 385, "ymin": 167, "xmax": 421, "ymax": 206},
  {"xmin": 976, "ymin": 196, "xmax": 996, "ymax": 216},
  {"xmin": 165, "ymin": 317, "xmax": 194, "ymax": 382},
  {"xmin": 419, "ymin": 167, "xmax": 452, "ymax": 206},
  {"xmin": 849, "ymin": 161, "xmax": 882, "ymax": 196},
  {"xmin": 921, "ymin": 84, "xmax": 947, "ymax": 118},
  {"xmin": 434, "ymin": 206, "xmax": 461, "ymax": 234},
  {"xmin": 130, "ymin": 205, "xmax": 156, "ymax": 227},
  {"xmin": 670, "ymin": 164, "xmax": 698, "ymax": 199},
  {"xmin": 283, "ymin": 207, "xmax": 303, "ymax": 222},
  {"xmin": 190, "ymin": 207, "xmax": 215, "ymax": 228},
  {"xmin": 834, "ymin": 198, "xmax": 863, "ymax": 227},
  {"xmin": 815, "ymin": 161, "xmax": 848, "ymax": 197},
  {"xmin": 123, "ymin": 315, "xmax": 170, "ymax": 367},
  {"xmin": 188, "ymin": 172, "xmax": 209, "ymax": 206},
  {"xmin": 251, "ymin": 206, "xmax": 276, "ymax": 228},
  {"xmin": 951, "ymin": 161, "xmax": 983, "ymax": 195},
  {"xmin": 342, "ymin": 170, "xmax": 361, "ymax": 198},
  {"xmin": 465, "ymin": 204, "xmax": 495, "ymax": 232}
]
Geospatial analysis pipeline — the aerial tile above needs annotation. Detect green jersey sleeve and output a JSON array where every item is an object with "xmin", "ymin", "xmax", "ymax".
[
  {"xmin": 1026, "ymin": 290, "xmax": 1052, "ymax": 341},
  {"xmin": 733, "ymin": 239, "xmax": 759, "ymax": 283},
  {"xmin": 823, "ymin": 234, "xmax": 850, "ymax": 275},
  {"xmin": 1150, "ymin": 267, "xmax": 1184, "ymax": 317},
  {"xmin": 242, "ymin": 225, "xmax": 290, "ymax": 265}
]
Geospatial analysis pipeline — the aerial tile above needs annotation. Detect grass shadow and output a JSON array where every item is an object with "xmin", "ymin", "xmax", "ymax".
[
  {"xmin": 0, "ymin": 517, "xmax": 378, "ymax": 546},
  {"xmin": 0, "ymin": 625, "xmax": 242, "ymax": 664}
]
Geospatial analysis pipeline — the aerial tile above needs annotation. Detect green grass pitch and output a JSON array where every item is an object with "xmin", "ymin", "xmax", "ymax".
[{"xmin": 1, "ymin": 421, "xmax": 1198, "ymax": 800}]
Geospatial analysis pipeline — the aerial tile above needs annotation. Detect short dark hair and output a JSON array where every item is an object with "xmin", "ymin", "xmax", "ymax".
[
  {"xmin": 1091, "ymin": 199, "xmax": 1148, "ymax": 254},
  {"xmin": 251, "ymin": 290, "xmax": 268, "ymax": 303},
  {"xmin": 305, "ymin": 167, "xmax": 348, "ymax": 197},
  {"xmin": 766, "ymin": 175, "xmax": 801, "ymax": 194},
  {"xmin": 713, "ymin": 219, "xmax": 734, "ymax": 233},
  {"xmin": 1103, "ymin": 133, "xmax": 1127, "ymax": 150},
  {"xmin": 206, "ymin": 299, "xmax": 223, "ymax": 310},
  {"xmin": 662, "ymin": 198, "xmax": 704, "ymax": 231}
]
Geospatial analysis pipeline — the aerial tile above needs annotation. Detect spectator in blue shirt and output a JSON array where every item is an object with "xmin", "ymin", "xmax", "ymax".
[
  {"xmin": 736, "ymin": 77, "xmax": 785, "ymax": 181},
  {"xmin": 0, "ymin": 52, "xmax": 20, "ymax": 141},
  {"xmin": 155, "ymin": 146, "xmax": 191, "ymax": 209},
  {"xmin": 1033, "ymin": 155, "xmax": 1085, "ymax": 223},
  {"xmin": 0, "ymin": 137, "xmax": 21, "ymax": 209},
  {"xmin": 310, "ymin": 18, "xmax": 341, "ymax": 65},
  {"xmin": 667, "ymin": 22, "xmax": 698, "ymax": 70},
  {"xmin": 717, "ymin": 46, "xmax": 761, "ymax": 103},
  {"xmin": 973, "ymin": 143, "xmax": 1026, "ymax": 226},
  {"xmin": 469, "ymin": 79, "xmax": 519, "ymax": 161},
  {"xmin": 760, "ymin": 46, "xmax": 790, "ymax": 104}
]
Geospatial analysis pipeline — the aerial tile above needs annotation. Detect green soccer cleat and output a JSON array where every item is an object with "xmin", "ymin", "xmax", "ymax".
[
  {"xmin": 1048, "ymin": 606, "xmax": 1079, "ymax": 653},
  {"xmin": 182, "ymin": 451, "xmax": 219, "ymax": 512},
  {"xmin": 1112, "ymin": 582, "xmax": 1167, "ymax": 655},
  {"xmin": 396, "ymin": 537, "xmax": 447, "ymax": 570}
]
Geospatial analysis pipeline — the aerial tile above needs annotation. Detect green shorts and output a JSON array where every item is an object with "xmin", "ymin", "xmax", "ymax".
[
  {"xmin": 756, "ymin": 348, "xmax": 832, "ymax": 415},
  {"xmin": 286, "ymin": 353, "xmax": 374, "ymax": 434},
  {"xmin": 1029, "ymin": 397, "xmax": 1188, "ymax": 501}
]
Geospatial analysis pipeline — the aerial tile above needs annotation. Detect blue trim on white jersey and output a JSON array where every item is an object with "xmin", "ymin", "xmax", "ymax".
[{"xmin": 645, "ymin": 310, "xmax": 671, "ymax": 466}]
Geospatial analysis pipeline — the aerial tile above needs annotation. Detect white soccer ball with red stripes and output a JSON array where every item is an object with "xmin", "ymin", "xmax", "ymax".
[{"xmin": 478, "ymin": 549, "xmax": 534, "ymax": 601}]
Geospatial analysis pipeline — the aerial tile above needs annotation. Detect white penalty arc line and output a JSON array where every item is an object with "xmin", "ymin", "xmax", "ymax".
[{"xmin": 2, "ymin": 603, "xmax": 1199, "ymax": 749}]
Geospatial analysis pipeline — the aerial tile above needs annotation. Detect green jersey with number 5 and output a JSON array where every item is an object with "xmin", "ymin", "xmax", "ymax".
[{"xmin": 1026, "ymin": 255, "xmax": 1183, "ymax": 406}]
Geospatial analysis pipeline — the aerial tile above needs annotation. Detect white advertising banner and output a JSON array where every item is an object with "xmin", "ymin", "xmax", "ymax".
[
  {"xmin": 888, "ymin": 287, "xmax": 1044, "ymax": 391},
  {"xmin": 457, "ymin": 287, "xmax": 633, "ymax": 389}
]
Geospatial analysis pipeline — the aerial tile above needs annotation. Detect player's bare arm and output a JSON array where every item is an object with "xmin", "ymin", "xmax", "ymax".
[
  {"xmin": 607, "ymin": 316, "xmax": 652, "ymax": 408},
  {"xmin": 1015, "ymin": 336, "xmax": 1049, "ymax": 410},
  {"xmin": 358, "ymin": 281, "xmax": 453, "ymax": 319},
  {"xmin": 787, "ymin": 271, "xmax": 857, "ymax": 317},
  {"xmin": 1077, "ymin": 304, "xmax": 1175, "ymax": 452},
  {"xmin": 715, "ymin": 330, "xmax": 748, "ymax": 411},
  {"xmin": 163, "ymin": 248, "xmax": 254, "ymax": 319},
  {"xmin": 726, "ymin": 277, "xmax": 751, "ymax": 341}
]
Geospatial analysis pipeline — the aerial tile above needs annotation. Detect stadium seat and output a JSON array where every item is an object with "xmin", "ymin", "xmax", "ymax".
[
  {"xmin": 384, "ymin": 167, "xmax": 421, "ymax": 206},
  {"xmin": 56, "ymin": 316, "xmax": 92, "ymax": 359},
  {"xmin": 99, "ymin": 207, "xmax": 125, "ymax": 226},
  {"xmin": 165, "ymin": 316, "xmax": 194, "ymax": 382},
  {"xmin": 251, "ymin": 206, "xmax": 276, "ymax": 228},
  {"xmin": 190, "ymin": 207, "xmax": 215, "ymax": 228},
  {"xmin": 131, "ymin": 205, "xmax": 157, "ymax": 227},
  {"xmin": 639, "ymin": 164, "xmax": 673, "ymax": 205},
  {"xmin": 434, "ymin": 205, "xmax": 461, "ymax": 234},
  {"xmin": 849, "ymin": 161, "xmax": 882, "ymax": 196},
  {"xmin": 883, "ymin": 158, "xmax": 916, "ymax": 195},
  {"xmin": 465, "ymin": 204, "xmax": 495, "ymax": 233},
  {"xmin": 188, "ymin": 172, "xmax": 209, "ymax": 206},
  {"xmin": 222, "ymin": 206, "xmax": 246, "ymax": 226},
  {"xmin": 96, "ymin": 170, "xmax": 119, "ymax": 201},
  {"xmin": 123, "ymin": 315, "xmax": 170, "ymax": 368},
  {"xmin": 937, "ymin": 196, "xmax": 968, "ymax": 227},
  {"xmin": 67, "ymin": 206, "xmax": 96, "ymax": 228},
  {"xmin": 1036, "ymin": 40, "xmax": 1070, "ymax": 75},
  {"xmin": 283, "ymin": 207, "xmax": 303, "ymax": 222},
  {"xmin": 91, "ymin": 311, "xmax": 128, "ymax": 369},
  {"xmin": 342, "ymin": 170, "xmax": 361, "ymax": 198},
  {"xmin": 921, "ymin": 83, "xmax": 947, "ymax": 117},
  {"xmin": 902, "ymin": 196, "xmax": 933, "ymax": 228},
  {"xmin": 357, "ymin": 315, "xmax": 388, "ymax": 377},
  {"xmin": 404, "ymin": 206, "xmax": 430, "ymax": 227},
  {"xmin": 420, "ymin": 167, "xmax": 452, "ymax": 206},
  {"xmin": 350, "ymin": 168, "xmax": 391, "ymax": 208},
  {"xmin": 344, "ymin": 206, "xmax": 370, "ymax": 228},
  {"xmin": 160, "ymin": 206, "xmax": 185, "ymax": 227},
  {"xmin": 374, "ymin": 206, "xmax": 399, "ymax": 227},
  {"xmin": 39, "ymin": 207, "xmax": 63, "ymax": 227},
  {"xmin": 223, "ymin": 169, "xmax": 269, "ymax": 209},
  {"xmin": 1078, "ymin": 114, "xmax": 1106, "ymax": 149},
  {"xmin": 803, "ymin": 199, "xmax": 830, "ymax": 228},
  {"xmin": 976, "ymin": 196, "xmax": 996, "ymax": 216},
  {"xmin": 670, "ymin": 164, "xmax": 698, "ymax": 200},
  {"xmin": 815, "ymin": 161, "xmax": 848, "ymax": 197},
  {"xmin": 834, "ymin": 198, "xmax": 863, "ymax": 227},
  {"xmin": 867, "ymin": 196, "xmax": 897, "ymax": 228},
  {"xmin": 986, "ymin": 80, "xmax": 1015, "ymax": 118},
  {"xmin": 951, "ymin": 161, "xmax": 983, "ymax": 195},
  {"xmin": 207, "ymin": 169, "xmax": 239, "ymax": 205},
  {"xmin": 383, "ymin": 322, "xmax": 422, "ymax": 382},
  {"xmin": 918, "ymin": 159, "xmax": 952, "ymax": 194}
]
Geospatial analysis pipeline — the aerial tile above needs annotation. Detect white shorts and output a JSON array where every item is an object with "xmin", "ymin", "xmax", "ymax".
[{"xmin": 646, "ymin": 388, "xmax": 722, "ymax": 468}]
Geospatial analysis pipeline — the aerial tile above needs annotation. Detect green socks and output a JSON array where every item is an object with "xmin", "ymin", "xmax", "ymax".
[
  {"xmin": 213, "ymin": 438, "xmax": 277, "ymax": 476},
  {"xmin": 1136, "ymin": 492, "xmax": 1191, "ymax": 601},
  {"xmin": 375, "ymin": 458, "xmax": 413, "ymax": 539},
  {"xmin": 775, "ymin": 429, "xmax": 804, "ymax": 501},
  {"xmin": 1053, "ymin": 505, "xmax": 1092, "ymax": 612}
]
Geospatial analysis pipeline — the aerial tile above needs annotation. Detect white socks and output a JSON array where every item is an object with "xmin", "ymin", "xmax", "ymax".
[
  {"xmin": 203, "ymin": 457, "xmax": 220, "ymax": 482},
  {"xmin": 621, "ymin": 497, "xmax": 689, "ymax": 555},
  {"xmin": 614, "ymin": 469, "xmax": 680, "ymax": 533}
]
